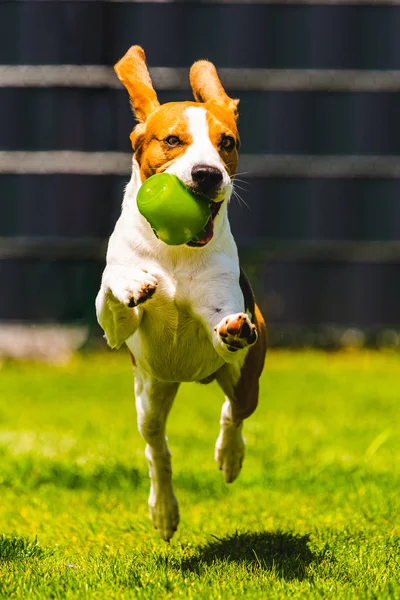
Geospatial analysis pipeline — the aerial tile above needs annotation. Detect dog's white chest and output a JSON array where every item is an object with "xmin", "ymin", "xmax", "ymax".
[{"xmin": 126, "ymin": 270, "xmax": 225, "ymax": 382}]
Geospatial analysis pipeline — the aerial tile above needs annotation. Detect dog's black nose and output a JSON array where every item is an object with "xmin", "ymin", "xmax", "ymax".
[{"xmin": 191, "ymin": 164, "xmax": 223, "ymax": 194}]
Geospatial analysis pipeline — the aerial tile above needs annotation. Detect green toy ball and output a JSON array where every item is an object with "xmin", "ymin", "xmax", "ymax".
[{"xmin": 137, "ymin": 173, "xmax": 211, "ymax": 246}]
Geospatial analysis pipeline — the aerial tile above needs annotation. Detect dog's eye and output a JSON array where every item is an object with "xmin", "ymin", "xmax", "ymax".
[
  {"xmin": 165, "ymin": 135, "xmax": 181, "ymax": 148},
  {"xmin": 220, "ymin": 135, "xmax": 235, "ymax": 152}
]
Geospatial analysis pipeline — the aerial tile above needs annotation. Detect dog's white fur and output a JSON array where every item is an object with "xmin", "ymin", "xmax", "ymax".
[{"xmin": 96, "ymin": 106, "xmax": 252, "ymax": 540}]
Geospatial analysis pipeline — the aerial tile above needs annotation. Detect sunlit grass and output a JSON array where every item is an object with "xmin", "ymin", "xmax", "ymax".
[{"xmin": 0, "ymin": 350, "xmax": 399, "ymax": 598}]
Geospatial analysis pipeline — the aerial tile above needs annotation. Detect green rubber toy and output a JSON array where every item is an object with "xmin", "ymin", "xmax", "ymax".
[{"xmin": 137, "ymin": 173, "xmax": 211, "ymax": 246}]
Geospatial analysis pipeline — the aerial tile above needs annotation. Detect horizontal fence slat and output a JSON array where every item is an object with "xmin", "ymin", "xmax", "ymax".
[
  {"xmin": 239, "ymin": 155, "xmax": 400, "ymax": 178},
  {"xmin": 239, "ymin": 241, "xmax": 400, "ymax": 262},
  {"xmin": 2, "ymin": 151, "xmax": 400, "ymax": 178},
  {"xmin": 2, "ymin": 66, "xmax": 400, "ymax": 92},
  {"xmin": 2, "ymin": 237, "xmax": 400, "ymax": 263},
  {"xmin": 0, "ymin": 237, "xmax": 107, "ymax": 261},
  {"xmin": 109, "ymin": 0, "xmax": 400, "ymax": 4},
  {"xmin": 0, "ymin": 151, "xmax": 132, "ymax": 175}
]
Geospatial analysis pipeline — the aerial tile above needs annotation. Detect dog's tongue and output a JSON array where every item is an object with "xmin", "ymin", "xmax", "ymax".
[
  {"xmin": 191, "ymin": 217, "xmax": 214, "ymax": 246},
  {"xmin": 187, "ymin": 202, "xmax": 221, "ymax": 247}
]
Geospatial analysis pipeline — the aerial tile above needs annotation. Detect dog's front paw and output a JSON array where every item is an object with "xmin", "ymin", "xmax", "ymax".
[
  {"xmin": 110, "ymin": 270, "xmax": 158, "ymax": 308},
  {"xmin": 214, "ymin": 313, "xmax": 257, "ymax": 353}
]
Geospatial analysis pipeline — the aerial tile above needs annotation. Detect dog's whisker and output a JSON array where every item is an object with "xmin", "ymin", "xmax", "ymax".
[
  {"xmin": 233, "ymin": 181, "xmax": 249, "ymax": 194},
  {"xmin": 234, "ymin": 187, "xmax": 250, "ymax": 208},
  {"xmin": 230, "ymin": 190, "xmax": 243, "ymax": 212},
  {"xmin": 232, "ymin": 183, "xmax": 248, "ymax": 193},
  {"xmin": 231, "ymin": 186, "xmax": 251, "ymax": 212},
  {"xmin": 233, "ymin": 178, "xmax": 250, "ymax": 186}
]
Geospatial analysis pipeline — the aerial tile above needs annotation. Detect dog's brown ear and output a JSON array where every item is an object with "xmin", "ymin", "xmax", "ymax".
[
  {"xmin": 114, "ymin": 46, "xmax": 160, "ymax": 122},
  {"xmin": 190, "ymin": 60, "xmax": 239, "ymax": 117}
]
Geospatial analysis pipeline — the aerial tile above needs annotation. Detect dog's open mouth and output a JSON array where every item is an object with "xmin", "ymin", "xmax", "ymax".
[{"xmin": 186, "ymin": 201, "xmax": 222, "ymax": 248}]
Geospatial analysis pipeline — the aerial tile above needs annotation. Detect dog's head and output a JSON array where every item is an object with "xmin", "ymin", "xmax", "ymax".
[{"xmin": 115, "ymin": 46, "xmax": 240, "ymax": 246}]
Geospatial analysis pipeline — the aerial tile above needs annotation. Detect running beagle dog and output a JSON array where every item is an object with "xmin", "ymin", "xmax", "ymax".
[{"xmin": 96, "ymin": 46, "xmax": 267, "ymax": 541}]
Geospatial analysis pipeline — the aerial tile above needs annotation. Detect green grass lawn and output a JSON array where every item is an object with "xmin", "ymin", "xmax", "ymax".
[{"xmin": 0, "ymin": 350, "xmax": 399, "ymax": 598}]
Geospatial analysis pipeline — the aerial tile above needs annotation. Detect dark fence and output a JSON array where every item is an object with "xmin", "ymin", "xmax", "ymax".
[{"xmin": 1, "ymin": 0, "xmax": 400, "ymax": 347}]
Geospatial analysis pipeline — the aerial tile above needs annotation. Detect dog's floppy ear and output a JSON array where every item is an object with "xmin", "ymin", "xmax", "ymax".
[
  {"xmin": 190, "ymin": 60, "xmax": 239, "ymax": 117},
  {"xmin": 114, "ymin": 46, "xmax": 160, "ymax": 122}
]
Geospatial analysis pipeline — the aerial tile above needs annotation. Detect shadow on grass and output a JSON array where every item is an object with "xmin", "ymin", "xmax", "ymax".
[
  {"xmin": 0, "ymin": 535, "xmax": 47, "ymax": 562},
  {"xmin": 179, "ymin": 531, "xmax": 318, "ymax": 581}
]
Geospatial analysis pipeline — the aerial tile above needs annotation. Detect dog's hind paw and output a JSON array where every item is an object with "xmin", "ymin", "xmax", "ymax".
[
  {"xmin": 149, "ymin": 490, "xmax": 179, "ymax": 542},
  {"xmin": 215, "ymin": 430, "xmax": 245, "ymax": 483}
]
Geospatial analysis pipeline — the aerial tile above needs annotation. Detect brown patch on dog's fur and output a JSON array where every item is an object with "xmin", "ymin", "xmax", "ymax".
[
  {"xmin": 231, "ymin": 304, "xmax": 267, "ymax": 421},
  {"xmin": 132, "ymin": 102, "xmax": 195, "ymax": 181},
  {"xmin": 205, "ymin": 103, "xmax": 239, "ymax": 177},
  {"xmin": 213, "ymin": 269, "xmax": 267, "ymax": 420},
  {"xmin": 190, "ymin": 60, "xmax": 239, "ymax": 117},
  {"xmin": 128, "ymin": 348, "xmax": 136, "ymax": 367},
  {"xmin": 239, "ymin": 268, "xmax": 255, "ymax": 321},
  {"xmin": 230, "ymin": 269, "xmax": 267, "ymax": 420},
  {"xmin": 198, "ymin": 373, "xmax": 218, "ymax": 385},
  {"xmin": 114, "ymin": 46, "xmax": 159, "ymax": 123}
]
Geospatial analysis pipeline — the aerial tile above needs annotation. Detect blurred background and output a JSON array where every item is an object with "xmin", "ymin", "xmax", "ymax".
[{"xmin": 1, "ymin": 0, "xmax": 400, "ymax": 359}]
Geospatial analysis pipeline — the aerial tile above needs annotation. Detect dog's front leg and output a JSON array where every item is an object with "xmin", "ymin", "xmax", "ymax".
[
  {"xmin": 193, "ymin": 273, "xmax": 257, "ymax": 363},
  {"xmin": 135, "ymin": 371, "xmax": 180, "ymax": 542},
  {"xmin": 95, "ymin": 266, "xmax": 158, "ymax": 349}
]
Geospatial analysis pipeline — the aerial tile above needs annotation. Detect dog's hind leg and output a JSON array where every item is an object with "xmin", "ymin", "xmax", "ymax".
[
  {"xmin": 215, "ymin": 304, "xmax": 267, "ymax": 483},
  {"xmin": 214, "ymin": 392, "xmax": 246, "ymax": 483},
  {"xmin": 134, "ymin": 371, "xmax": 180, "ymax": 541}
]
